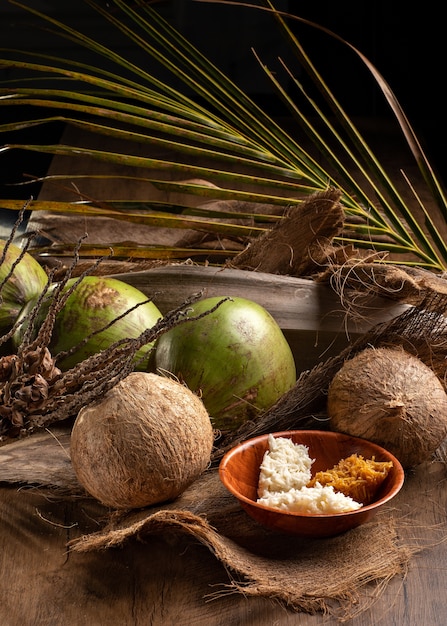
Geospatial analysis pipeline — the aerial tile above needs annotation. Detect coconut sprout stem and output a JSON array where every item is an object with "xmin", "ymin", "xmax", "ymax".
[{"xmin": 0, "ymin": 202, "xmax": 29, "ymax": 270}]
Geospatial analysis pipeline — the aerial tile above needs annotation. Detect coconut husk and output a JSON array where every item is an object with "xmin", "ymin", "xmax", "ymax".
[
  {"xmin": 318, "ymin": 260, "xmax": 447, "ymax": 307},
  {"xmin": 229, "ymin": 187, "xmax": 347, "ymax": 275}
]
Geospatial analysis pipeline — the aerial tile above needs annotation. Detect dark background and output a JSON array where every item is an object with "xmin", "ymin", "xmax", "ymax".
[{"xmin": 1, "ymin": 1, "xmax": 444, "ymax": 203}]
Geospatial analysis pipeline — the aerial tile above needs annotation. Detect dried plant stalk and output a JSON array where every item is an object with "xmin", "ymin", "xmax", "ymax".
[{"xmin": 0, "ymin": 215, "xmax": 226, "ymax": 441}]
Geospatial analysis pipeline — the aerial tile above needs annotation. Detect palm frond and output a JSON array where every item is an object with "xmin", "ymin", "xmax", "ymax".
[
  {"xmin": 0, "ymin": 197, "xmax": 267, "ymax": 238},
  {"xmin": 1, "ymin": 0, "xmax": 446, "ymax": 270}
]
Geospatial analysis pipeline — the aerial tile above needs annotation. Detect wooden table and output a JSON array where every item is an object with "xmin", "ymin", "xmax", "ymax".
[{"xmin": 1, "ymin": 450, "xmax": 446, "ymax": 626}]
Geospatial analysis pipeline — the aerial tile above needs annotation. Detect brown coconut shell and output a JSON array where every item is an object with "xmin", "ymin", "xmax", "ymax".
[
  {"xmin": 70, "ymin": 372, "xmax": 214, "ymax": 509},
  {"xmin": 327, "ymin": 347, "xmax": 447, "ymax": 468}
]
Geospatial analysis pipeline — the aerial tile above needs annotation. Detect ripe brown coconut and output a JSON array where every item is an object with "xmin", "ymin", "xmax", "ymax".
[
  {"xmin": 70, "ymin": 372, "xmax": 214, "ymax": 509},
  {"xmin": 327, "ymin": 346, "xmax": 447, "ymax": 469}
]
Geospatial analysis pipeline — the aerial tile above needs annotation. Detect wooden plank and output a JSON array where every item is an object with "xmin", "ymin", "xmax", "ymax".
[
  {"xmin": 112, "ymin": 264, "xmax": 407, "ymax": 333},
  {"xmin": 112, "ymin": 264, "xmax": 408, "ymax": 373}
]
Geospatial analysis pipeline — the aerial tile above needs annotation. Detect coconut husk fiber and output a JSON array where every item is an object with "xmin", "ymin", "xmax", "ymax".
[{"xmin": 229, "ymin": 187, "xmax": 348, "ymax": 276}]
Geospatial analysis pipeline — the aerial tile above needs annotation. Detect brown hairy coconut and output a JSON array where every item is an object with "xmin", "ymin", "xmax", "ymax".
[
  {"xmin": 70, "ymin": 372, "xmax": 214, "ymax": 509},
  {"xmin": 327, "ymin": 346, "xmax": 447, "ymax": 469}
]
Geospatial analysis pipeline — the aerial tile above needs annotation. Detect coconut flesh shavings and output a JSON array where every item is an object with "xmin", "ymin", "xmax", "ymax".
[
  {"xmin": 257, "ymin": 434, "xmax": 362, "ymax": 514},
  {"xmin": 257, "ymin": 434, "xmax": 314, "ymax": 497}
]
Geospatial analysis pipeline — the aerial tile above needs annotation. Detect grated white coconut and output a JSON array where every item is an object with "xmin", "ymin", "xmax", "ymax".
[
  {"xmin": 257, "ymin": 434, "xmax": 314, "ymax": 498},
  {"xmin": 256, "ymin": 434, "xmax": 362, "ymax": 514},
  {"xmin": 257, "ymin": 482, "xmax": 363, "ymax": 514}
]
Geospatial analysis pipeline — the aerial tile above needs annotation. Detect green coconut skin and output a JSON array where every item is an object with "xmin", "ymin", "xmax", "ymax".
[
  {"xmin": 0, "ymin": 241, "xmax": 48, "ymax": 334},
  {"xmin": 14, "ymin": 276, "xmax": 162, "ymax": 371},
  {"xmin": 153, "ymin": 296, "xmax": 296, "ymax": 431}
]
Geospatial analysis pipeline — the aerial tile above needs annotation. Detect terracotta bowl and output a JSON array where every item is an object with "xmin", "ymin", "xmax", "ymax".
[{"xmin": 219, "ymin": 430, "xmax": 405, "ymax": 538}]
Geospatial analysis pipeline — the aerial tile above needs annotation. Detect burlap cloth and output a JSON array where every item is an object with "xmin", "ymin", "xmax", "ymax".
[
  {"xmin": 70, "ymin": 474, "xmax": 416, "ymax": 621},
  {"xmin": 0, "ymin": 423, "xmax": 437, "ymax": 622}
]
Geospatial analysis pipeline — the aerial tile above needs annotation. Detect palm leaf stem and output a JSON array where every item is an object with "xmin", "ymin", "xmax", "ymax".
[
  {"xmin": 0, "ymin": 60, "xmax": 231, "ymax": 129},
  {"xmin": 80, "ymin": 0, "xmax": 352, "ymax": 185},
  {"xmin": 1, "ymin": 143, "xmax": 319, "ymax": 198},
  {"xmin": 0, "ymin": 90, "xmax": 283, "ymax": 156},
  {"xmin": 2, "ymin": 0, "xmax": 446, "ymax": 271},
  {"xmin": 0, "ymin": 197, "xmax": 280, "ymax": 225},
  {"xmin": 88, "ymin": 0, "xmax": 327, "ymax": 171},
  {"xmin": 3, "ymin": 176, "xmax": 315, "ymax": 210},
  {"xmin": 0, "ymin": 109, "xmax": 307, "ymax": 178},
  {"xmin": 1, "ymin": 4, "xmax": 382, "ymax": 200},
  {"xmin": 7, "ymin": 1, "xmax": 318, "ymax": 178},
  {"xmin": 0, "ymin": 198, "xmax": 266, "ymax": 238},
  {"xmin": 31, "ymin": 243, "xmax": 237, "ymax": 260},
  {"xmin": 0, "ymin": 62, "xmax": 331, "ymax": 188},
  {"xmin": 98, "ymin": 0, "xmax": 447, "ymax": 266},
  {"xmin": 266, "ymin": 2, "xmax": 447, "ymax": 219},
  {"xmin": 7, "ymin": 1, "xmax": 218, "ymax": 120},
  {"xmin": 257, "ymin": 5, "xmax": 447, "ymax": 267}
]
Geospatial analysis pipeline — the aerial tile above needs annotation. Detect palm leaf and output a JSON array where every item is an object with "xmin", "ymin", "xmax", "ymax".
[
  {"xmin": 0, "ymin": 198, "xmax": 266, "ymax": 238},
  {"xmin": 1, "ymin": 0, "xmax": 446, "ymax": 270}
]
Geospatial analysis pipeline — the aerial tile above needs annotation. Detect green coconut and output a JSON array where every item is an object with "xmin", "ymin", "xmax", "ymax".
[
  {"xmin": 14, "ymin": 275, "xmax": 162, "ymax": 370},
  {"xmin": 153, "ymin": 296, "xmax": 296, "ymax": 431},
  {"xmin": 0, "ymin": 240, "xmax": 48, "ymax": 334}
]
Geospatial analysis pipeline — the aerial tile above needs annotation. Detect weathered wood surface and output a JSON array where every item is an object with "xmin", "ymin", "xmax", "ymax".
[
  {"xmin": 110, "ymin": 265, "xmax": 409, "ymax": 374},
  {"xmin": 0, "ymin": 443, "xmax": 446, "ymax": 626},
  {"xmin": 111, "ymin": 265, "xmax": 407, "ymax": 332}
]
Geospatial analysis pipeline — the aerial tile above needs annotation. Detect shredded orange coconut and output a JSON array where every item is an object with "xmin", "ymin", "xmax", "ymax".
[{"xmin": 307, "ymin": 454, "xmax": 393, "ymax": 505}]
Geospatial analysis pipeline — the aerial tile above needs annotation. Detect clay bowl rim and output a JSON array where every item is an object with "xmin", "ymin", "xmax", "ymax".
[{"xmin": 219, "ymin": 429, "xmax": 405, "ymax": 520}]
